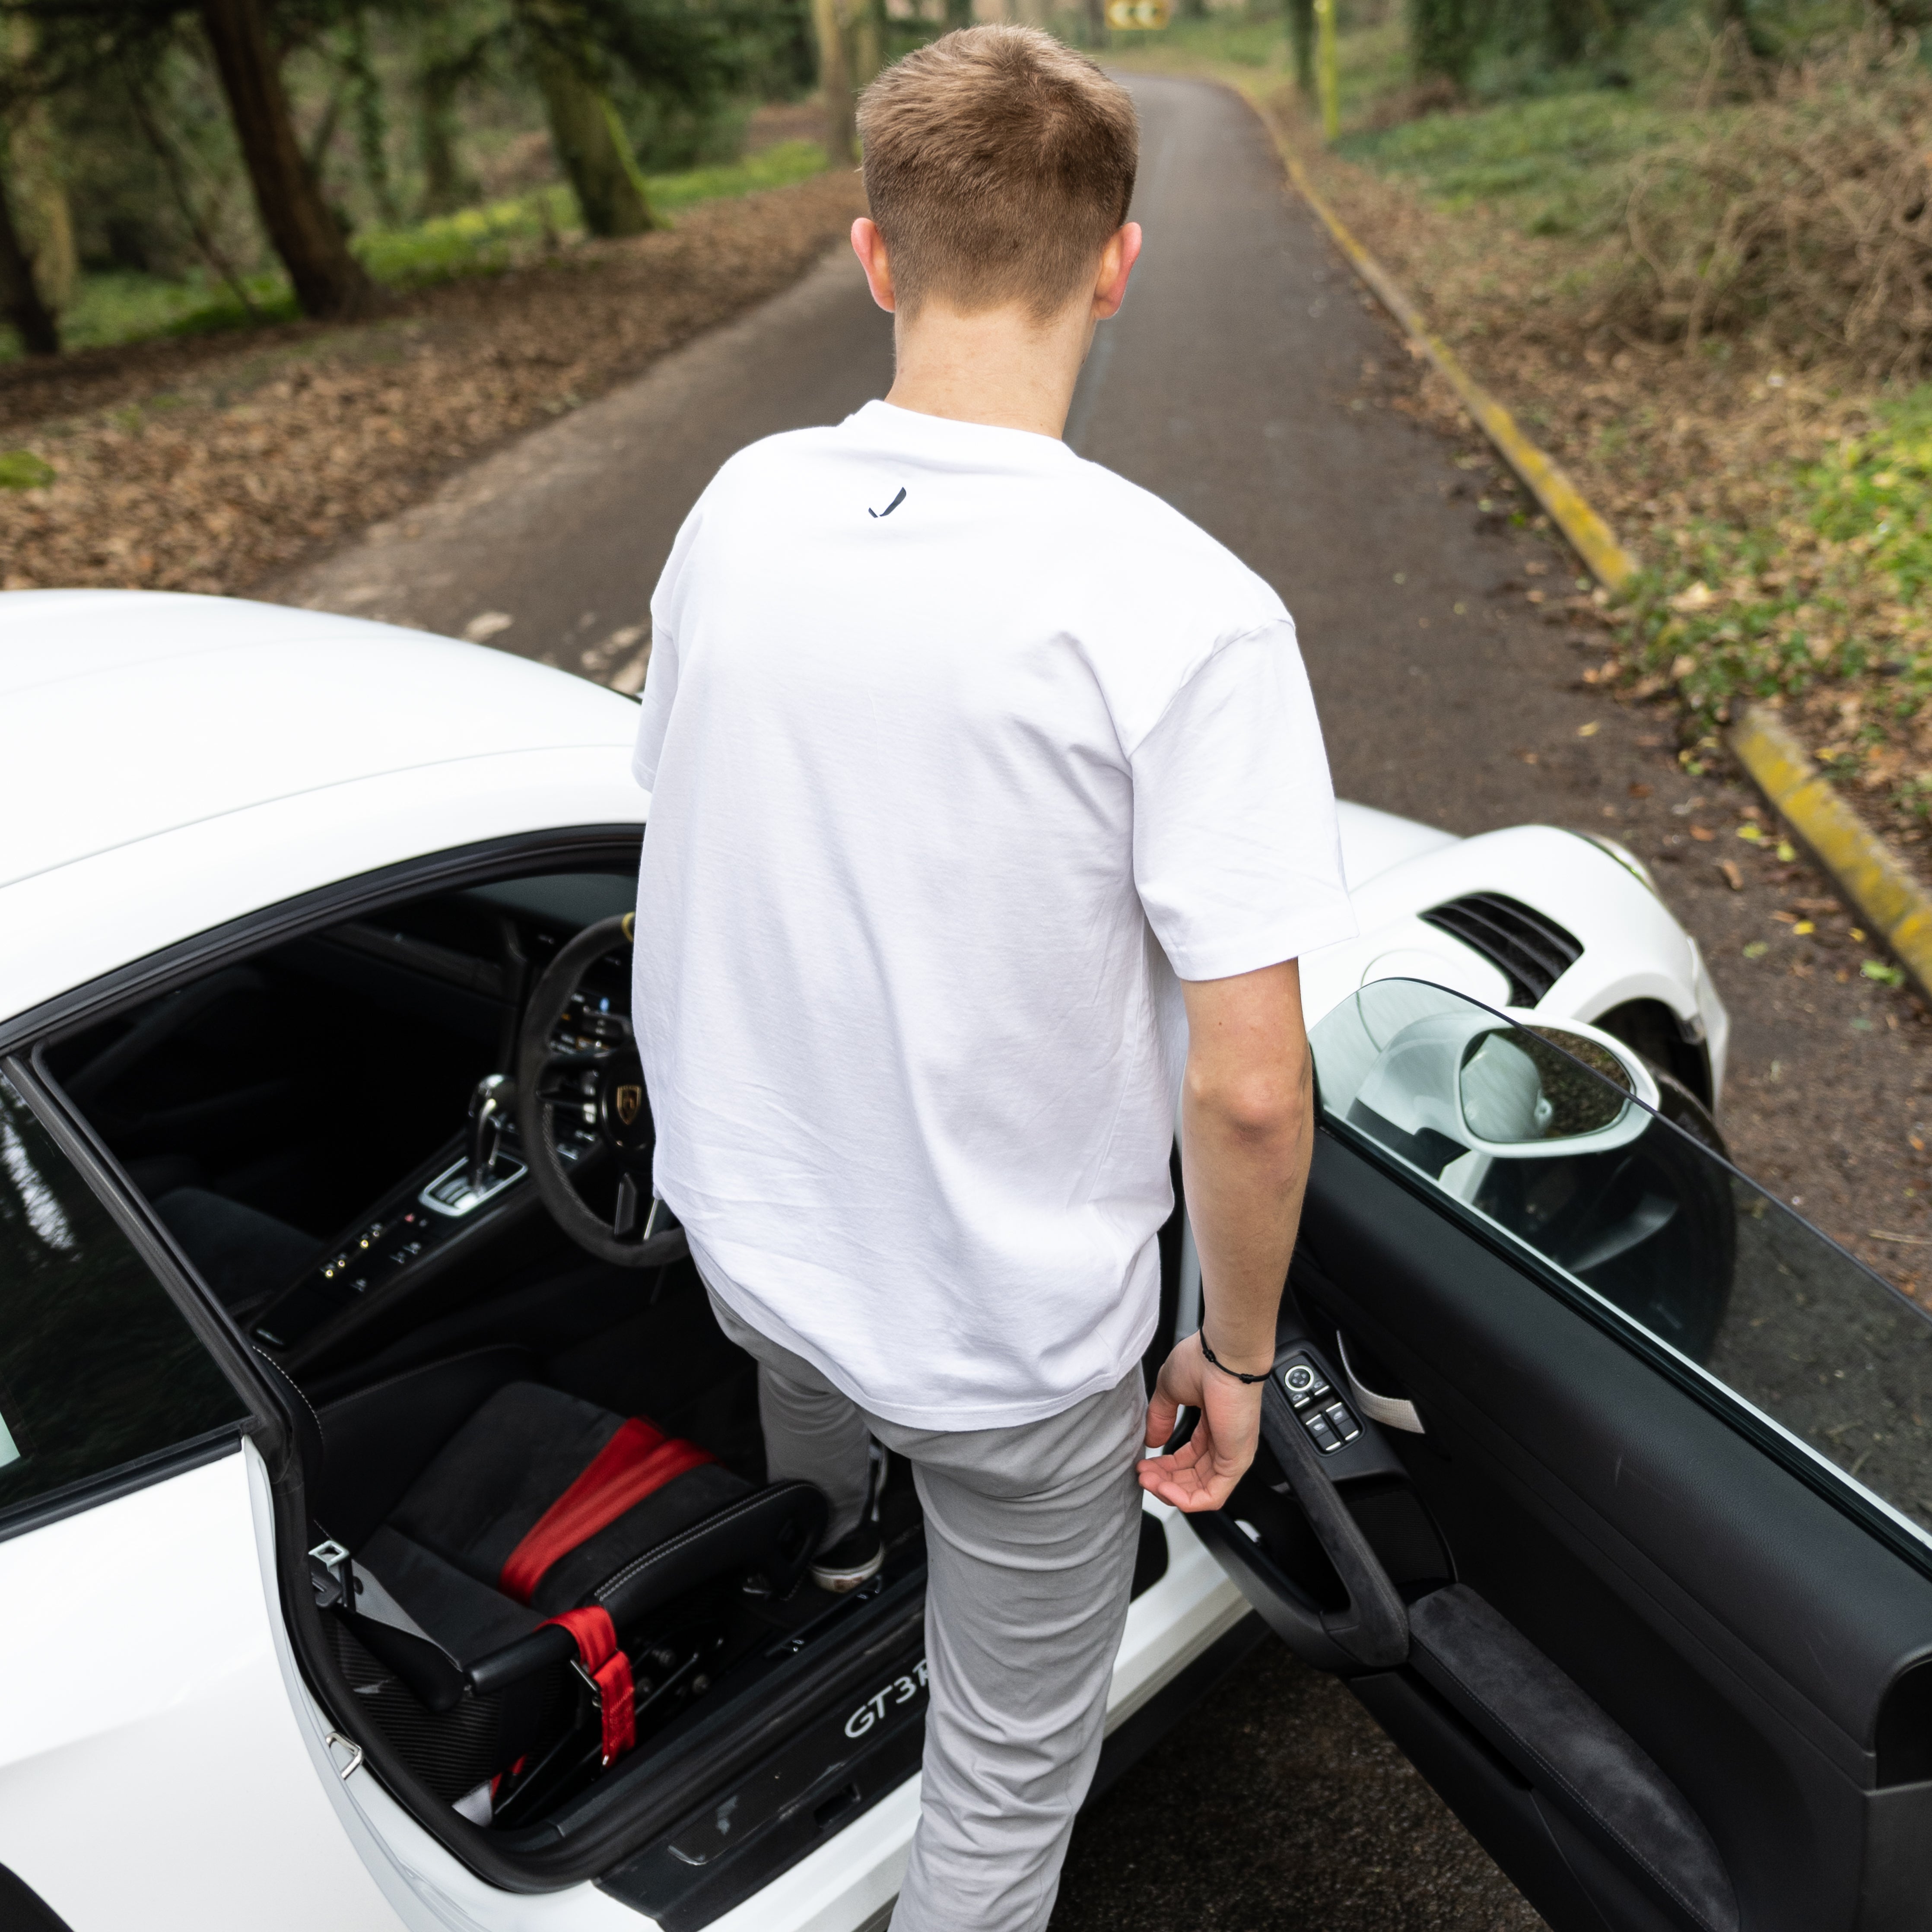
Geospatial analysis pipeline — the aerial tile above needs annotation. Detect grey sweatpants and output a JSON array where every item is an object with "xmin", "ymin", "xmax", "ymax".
[{"xmin": 704, "ymin": 1287, "xmax": 1146, "ymax": 1932}]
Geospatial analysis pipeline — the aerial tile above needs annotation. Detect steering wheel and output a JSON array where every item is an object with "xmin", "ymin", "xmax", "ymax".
[{"xmin": 515, "ymin": 912, "xmax": 686, "ymax": 1268}]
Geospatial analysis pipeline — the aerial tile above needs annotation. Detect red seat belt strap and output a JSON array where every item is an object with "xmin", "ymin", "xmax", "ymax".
[
  {"xmin": 500, "ymin": 1416, "xmax": 714, "ymax": 1606},
  {"xmin": 540, "ymin": 1605, "xmax": 636, "ymax": 1766}
]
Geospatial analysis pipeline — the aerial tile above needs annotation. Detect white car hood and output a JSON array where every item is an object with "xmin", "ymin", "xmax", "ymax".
[
  {"xmin": 0, "ymin": 591, "xmax": 638, "ymax": 892},
  {"xmin": 1333, "ymin": 800, "xmax": 1459, "ymax": 891}
]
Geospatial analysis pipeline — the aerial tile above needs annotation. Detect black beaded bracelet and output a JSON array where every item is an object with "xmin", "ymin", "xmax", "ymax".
[{"xmin": 1198, "ymin": 1329, "xmax": 1274, "ymax": 1385}]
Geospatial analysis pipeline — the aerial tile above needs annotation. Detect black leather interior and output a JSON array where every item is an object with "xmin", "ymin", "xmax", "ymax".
[
  {"xmin": 317, "ymin": 1355, "xmax": 822, "ymax": 1661},
  {"xmin": 1407, "ymin": 1585, "xmax": 1738, "ymax": 1932},
  {"xmin": 315, "ymin": 1347, "xmax": 538, "ymax": 1548},
  {"xmin": 153, "ymin": 1185, "xmax": 317, "ymax": 1309},
  {"xmin": 308, "ymin": 1350, "xmax": 826, "ymax": 1795}
]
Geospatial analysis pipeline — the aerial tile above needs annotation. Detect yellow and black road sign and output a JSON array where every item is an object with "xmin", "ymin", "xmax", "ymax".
[{"xmin": 1105, "ymin": 0, "xmax": 1170, "ymax": 27}]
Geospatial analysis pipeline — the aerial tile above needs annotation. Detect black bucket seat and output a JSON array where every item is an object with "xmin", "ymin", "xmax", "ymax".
[{"xmin": 307, "ymin": 1347, "xmax": 826, "ymax": 1808}]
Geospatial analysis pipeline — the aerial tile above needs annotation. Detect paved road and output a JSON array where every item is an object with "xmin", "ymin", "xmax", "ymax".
[
  {"xmin": 280, "ymin": 67, "xmax": 1932, "ymax": 1930},
  {"xmin": 277, "ymin": 234, "xmax": 893, "ymax": 678}
]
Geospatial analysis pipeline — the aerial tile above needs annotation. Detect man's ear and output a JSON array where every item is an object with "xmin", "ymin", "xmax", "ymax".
[
  {"xmin": 1093, "ymin": 222, "xmax": 1143, "ymax": 322},
  {"xmin": 852, "ymin": 218, "xmax": 896, "ymax": 314}
]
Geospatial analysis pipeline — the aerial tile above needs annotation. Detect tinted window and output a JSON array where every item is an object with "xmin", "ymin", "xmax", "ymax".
[
  {"xmin": 1312, "ymin": 979, "xmax": 1932, "ymax": 1550},
  {"xmin": 0, "ymin": 1072, "xmax": 244, "ymax": 1520}
]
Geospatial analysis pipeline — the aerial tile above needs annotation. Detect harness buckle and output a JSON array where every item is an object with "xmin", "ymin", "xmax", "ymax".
[{"xmin": 309, "ymin": 1538, "xmax": 352, "ymax": 1609}]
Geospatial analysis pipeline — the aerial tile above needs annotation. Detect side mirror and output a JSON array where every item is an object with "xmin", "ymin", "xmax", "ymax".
[
  {"xmin": 1351, "ymin": 1008, "xmax": 1659, "ymax": 1174},
  {"xmin": 1456, "ymin": 1022, "xmax": 1657, "ymax": 1157}
]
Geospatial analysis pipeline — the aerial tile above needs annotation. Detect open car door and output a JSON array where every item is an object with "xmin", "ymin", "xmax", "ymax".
[{"xmin": 1192, "ymin": 978, "xmax": 1932, "ymax": 1932}]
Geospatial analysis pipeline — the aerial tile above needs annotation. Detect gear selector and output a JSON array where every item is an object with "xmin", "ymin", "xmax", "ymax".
[{"xmin": 467, "ymin": 1072, "xmax": 514, "ymax": 1192}]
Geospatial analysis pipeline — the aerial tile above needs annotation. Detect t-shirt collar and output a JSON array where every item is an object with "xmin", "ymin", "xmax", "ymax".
[{"xmin": 843, "ymin": 398, "xmax": 1081, "ymax": 467}]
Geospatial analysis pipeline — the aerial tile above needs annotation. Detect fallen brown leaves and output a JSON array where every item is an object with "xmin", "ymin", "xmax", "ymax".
[{"xmin": 0, "ymin": 169, "xmax": 868, "ymax": 597}]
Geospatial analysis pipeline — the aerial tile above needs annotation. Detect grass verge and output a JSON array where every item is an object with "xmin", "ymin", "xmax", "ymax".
[{"xmin": 1112, "ymin": 20, "xmax": 1932, "ymax": 870}]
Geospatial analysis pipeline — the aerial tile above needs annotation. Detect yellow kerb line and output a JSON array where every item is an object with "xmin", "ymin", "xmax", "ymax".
[
  {"xmin": 1729, "ymin": 708, "xmax": 1932, "ymax": 1006},
  {"xmin": 1224, "ymin": 79, "xmax": 1932, "ymax": 1000},
  {"xmin": 1229, "ymin": 84, "xmax": 1640, "ymax": 594}
]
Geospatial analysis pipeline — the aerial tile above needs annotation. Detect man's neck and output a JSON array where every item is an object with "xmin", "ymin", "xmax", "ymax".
[{"xmin": 883, "ymin": 299, "xmax": 1097, "ymax": 441}]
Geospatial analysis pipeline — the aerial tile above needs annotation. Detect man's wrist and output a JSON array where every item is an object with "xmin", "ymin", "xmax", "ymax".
[{"xmin": 1197, "ymin": 1328, "xmax": 1275, "ymax": 1383}]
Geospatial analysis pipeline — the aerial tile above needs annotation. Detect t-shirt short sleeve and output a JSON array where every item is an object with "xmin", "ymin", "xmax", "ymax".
[
  {"xmin": 1129, "ymin": 619, "xmax": 1357, "ymax": 982},
  {"xmin": 632, "ymin": 625, "xmax": 677, "ymax": 796},
  {"xmin": 634, "ymin": 495, "xmax": 710, "ymax": 793}
]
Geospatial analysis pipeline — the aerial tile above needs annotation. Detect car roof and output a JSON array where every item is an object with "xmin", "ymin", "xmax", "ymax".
[{"xmin": 0, "ymin": 591, "xmax": 639, "ymax": 894}]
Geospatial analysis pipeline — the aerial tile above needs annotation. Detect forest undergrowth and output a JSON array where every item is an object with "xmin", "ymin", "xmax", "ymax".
[
  {"xmin": 0, "ymin": 164, "xmax": 863, "ymax": 596},
  {"xmin": 1122, "ymin": 17, "xmax": 1932, "ymax": 874}
]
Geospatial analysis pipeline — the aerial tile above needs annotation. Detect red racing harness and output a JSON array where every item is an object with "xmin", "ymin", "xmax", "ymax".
[{"xmin": 498, "ymin": 1416, "xmax": 714, "ymax": 1765}]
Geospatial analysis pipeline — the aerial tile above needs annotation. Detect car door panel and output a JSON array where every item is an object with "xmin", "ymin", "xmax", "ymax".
[
  {"xmin": 1296, "ymin": 1147, "xmax": 1931, "ymax": 1769},
  {"xmin": 1306, "ymin": 1131, "xmax": 1931, "ymax": 1931},
  {"xmin": 1197, "ymin": 1036, "xmax": 1932, "ymax": 1932}
]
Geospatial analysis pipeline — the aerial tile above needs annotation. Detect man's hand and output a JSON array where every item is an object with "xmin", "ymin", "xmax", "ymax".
[
  {"xmin": 1136, "ymin": 958, "xmax": 1313, "ymax": 1514},
  {"xmin": 1137, "ymin": 1331, "xmax": 1263, "ymax": 1513}
]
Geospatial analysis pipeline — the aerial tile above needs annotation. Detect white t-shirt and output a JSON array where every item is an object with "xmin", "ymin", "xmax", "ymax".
[{"xmin": 632, "ymin": 400, "xmax": 1354, "ymax": 1429}]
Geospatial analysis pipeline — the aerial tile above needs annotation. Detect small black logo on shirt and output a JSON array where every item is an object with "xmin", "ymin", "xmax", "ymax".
[{"xmin": 869, "ymin": 487, "xmax": 907, "ymax": 520}]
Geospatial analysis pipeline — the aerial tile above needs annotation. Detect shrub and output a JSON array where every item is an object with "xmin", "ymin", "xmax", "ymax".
[{"xmin": 1612, "ymin": 31, "xmax": 1932, "ymax": 375}]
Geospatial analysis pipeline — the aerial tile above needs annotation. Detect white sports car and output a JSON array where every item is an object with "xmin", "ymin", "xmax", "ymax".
[{"xmin": 3, "ymin": 590, "xmax": 1927, "ymax": 1932}]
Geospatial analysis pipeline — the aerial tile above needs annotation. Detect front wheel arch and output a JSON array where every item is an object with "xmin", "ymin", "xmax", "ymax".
[{"xmin": 1592, "ymin": 998, "xmax": 1715, "ymax": 1115}]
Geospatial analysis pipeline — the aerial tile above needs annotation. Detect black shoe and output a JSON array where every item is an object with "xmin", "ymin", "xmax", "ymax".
[{"xmin": 810, "ymin": 1525, "xmax": 884, "ymax": 1593}]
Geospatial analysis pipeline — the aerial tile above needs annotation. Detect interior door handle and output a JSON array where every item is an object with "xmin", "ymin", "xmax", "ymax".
[
  {"xmin": 1258, "ymin": 1375, "xmax": 1410, "ymax": 1668},
  {"xmin": 1338, "ymin": 1332, "xmax": 1425, "ymax": 1435}
]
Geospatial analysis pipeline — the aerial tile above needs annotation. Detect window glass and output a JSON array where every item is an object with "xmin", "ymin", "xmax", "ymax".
[
  {"xmin": 0, "ymin": 1072, "xmax": 245, "ymax": 1520},
  {"xmin": 1311, "ymin": 979, "xmax": 1932, "ymax": 1546}
]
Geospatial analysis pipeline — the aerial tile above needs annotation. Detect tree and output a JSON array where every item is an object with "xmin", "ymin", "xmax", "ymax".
[
  {"xmin": 5, "ymin": 0, "xmax": 378, "ymax": 320},
  {"xmin": 514, "ymin": 0, "xmax": 656, "ymax": 235},
  {"xmin": 413, "ymin": 6, "xmax": 486, "ymax": 216},
  {"xmin": 0, "ymin": 150, "xmax": 56, "ymax": 350},
  {"xmin": 340, "ymin": 6, "xmax": 398, "ymax": 226},
  {"xmin": 808, "ymin": 0, "xmax": 853, "ymax": 164},
  {"xmin": 1, "ymin": 16, "xmax": 70, "ymax": 347},
  {"xmin": 1408, "ymin": 0, "xmax": 1478, "ymax": 86},
  {"xmin": 197, "ymin": 0, "xmax": 376, "ymax": 312},
  {"xmin": 849, "ymin": 0, "xmax": 880, "ymax": 92},
  {"xmin": 1287, "ymin": 0, "xmax": 1314, "ymax": 93}
]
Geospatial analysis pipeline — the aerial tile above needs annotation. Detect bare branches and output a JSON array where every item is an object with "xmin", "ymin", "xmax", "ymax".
[{"xmin": 1613, "ymin": 29, "xmax": 1932, "ymax": 377}]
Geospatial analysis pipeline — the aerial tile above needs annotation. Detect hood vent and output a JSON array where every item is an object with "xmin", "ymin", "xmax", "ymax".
[{"xmin": 1418, "ymin": 893, "xmax": 1582, "ymax": 1007}]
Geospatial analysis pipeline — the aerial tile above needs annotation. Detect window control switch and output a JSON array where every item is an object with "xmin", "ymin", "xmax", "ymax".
[{"xmin": 1278, "ymin": 1355, "xmax": 1333, "ymax": 1410}]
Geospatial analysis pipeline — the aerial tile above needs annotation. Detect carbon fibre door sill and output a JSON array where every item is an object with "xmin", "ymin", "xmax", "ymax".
[{"xmin": 596, "ymin": 1637, "xmax": 929, "ymax": 1931}]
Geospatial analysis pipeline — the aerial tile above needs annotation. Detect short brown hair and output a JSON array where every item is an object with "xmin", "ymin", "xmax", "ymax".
[{"xmin": 857, "ymin": 27, "xmax": 1138, "ymax": 321}]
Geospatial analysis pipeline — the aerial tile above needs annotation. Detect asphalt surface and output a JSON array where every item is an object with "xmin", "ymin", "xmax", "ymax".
[{"xmin": 279, "ymin": 67, "xmax": 1932, "ymax": 1932}]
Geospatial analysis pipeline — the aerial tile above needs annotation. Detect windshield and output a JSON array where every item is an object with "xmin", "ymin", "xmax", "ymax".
[{"xmin": 1311, "ymin": 978, "xmax": 1932, "ymax": 1552}]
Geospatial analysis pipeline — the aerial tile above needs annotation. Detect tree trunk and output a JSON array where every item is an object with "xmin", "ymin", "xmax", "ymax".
[
  {"xmin": 6, "ymin": 19, "xmax": 75, "ymax": 316},
  {"xmin": 344, "ymin": 10, "xmax": 400, "ymax": 228},
  {"xmin": 0, "ymin": 157, "xmax": 57, "ymax": 354},
  {"xmin": 811, "ymin": 0, "xmax": 856, "ymax": 166},
  {"xmin": 1287, "ymin": 0, "xmax": 1316, "ymax": 92},
  {"xmin": 515, "ymin": 0, "xmax": 657, "ymax": 237},
  {"xmin": 1407, "ymin": 0, "xmax": 1476, "ymax": 86},
  {"xmin": 415, "ymin": 16, "xmax": 479, "ymax": 218},
  {"xmin": 852, "ymin": 0, "xmax": 883, "ymax": 92},
  {"xmin": 198, "ymin": 0, "xmax": 376, "ymax": 318},
  {"xmin": 1706, "ymin": 0, "xmax": 1776, "ymax": 63}
]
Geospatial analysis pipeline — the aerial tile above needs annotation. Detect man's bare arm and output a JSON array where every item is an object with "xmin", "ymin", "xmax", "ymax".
[{"xmin": 1137, "ymin": 958, "xmax": 1314, "ymax": 1513}]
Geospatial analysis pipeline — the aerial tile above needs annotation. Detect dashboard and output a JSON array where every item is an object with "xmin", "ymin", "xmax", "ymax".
[{"xmin": 46, "ymin": 864, "xmax": 648, "ymax": 1377}]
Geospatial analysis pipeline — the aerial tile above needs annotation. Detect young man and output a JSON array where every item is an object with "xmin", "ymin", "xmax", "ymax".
[{"xmin": 630, "ymin": 26, "xmax": 1354, "ymax": 1929}]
